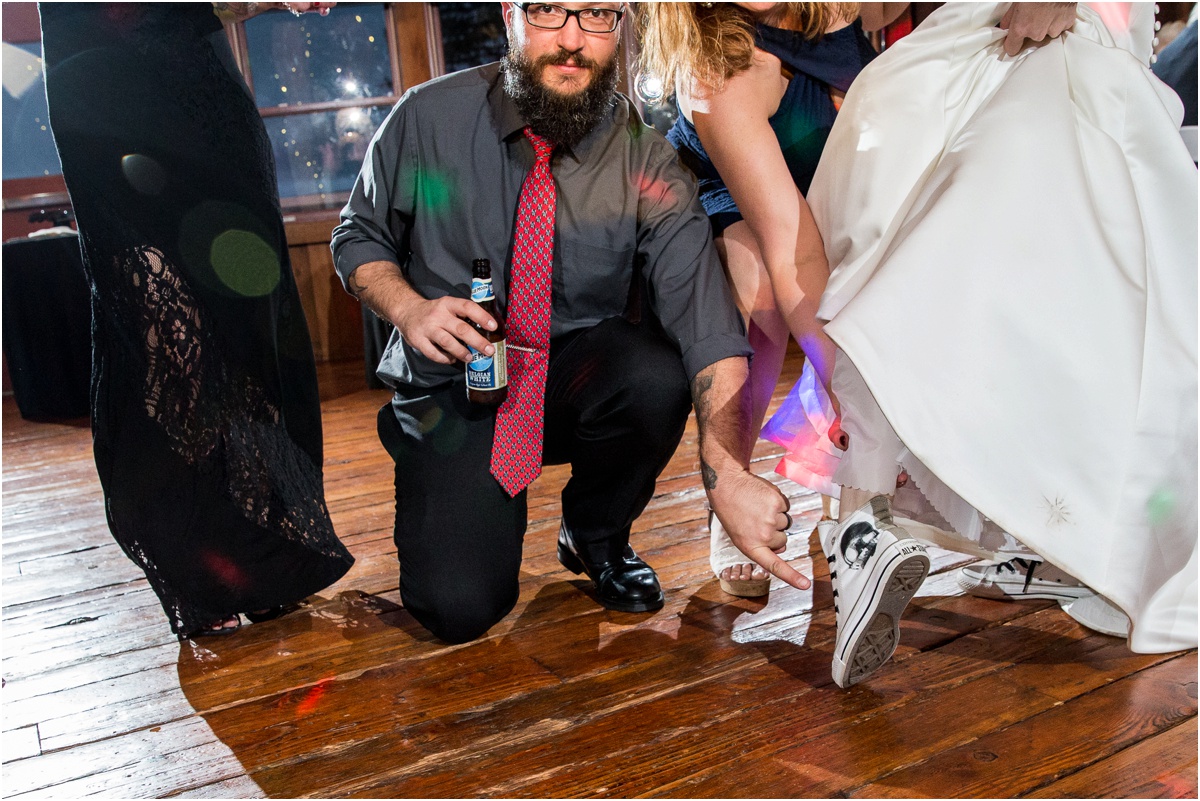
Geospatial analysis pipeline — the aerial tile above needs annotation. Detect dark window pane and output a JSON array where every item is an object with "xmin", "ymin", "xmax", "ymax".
[
  {"xmin": 245, "ymin": 4, "xmax": 393, "ymax": 109},
  {"xmin": 266, "ymin": 105, "xmax": 390, "ymax": 203},
  {"xmin": 2, "ymin": 41, "xmax": 63, "ymax": 179},
  {"xmin": 435, "ymin": 3, "xmax": 507, "ymax": 75}
]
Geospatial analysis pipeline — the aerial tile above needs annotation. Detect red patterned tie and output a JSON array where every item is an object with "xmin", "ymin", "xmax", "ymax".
[{"xmin": 491, "ymin": 128, "xmax": 556, "ymax": 496}]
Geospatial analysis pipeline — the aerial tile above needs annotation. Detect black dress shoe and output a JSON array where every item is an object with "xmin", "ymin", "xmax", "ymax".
[{"xmin": 557, "ymin": 526, "xmax": 665, "ymax": 613}]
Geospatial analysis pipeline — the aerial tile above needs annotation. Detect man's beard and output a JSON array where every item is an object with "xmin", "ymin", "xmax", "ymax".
[{"xmin": 502, "ymin": 46, "xmax": 619, "ymax": 148}]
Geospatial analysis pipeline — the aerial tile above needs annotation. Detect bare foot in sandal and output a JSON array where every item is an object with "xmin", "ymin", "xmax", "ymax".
[{"xmin": 711, "ymin": 513, "xmax": 772, "ymax": 597}]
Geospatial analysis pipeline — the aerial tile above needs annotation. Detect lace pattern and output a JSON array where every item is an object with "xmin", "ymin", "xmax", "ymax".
[{"xmin": 119, "ymin": 245, "xmax": 343, "ymax": 555}]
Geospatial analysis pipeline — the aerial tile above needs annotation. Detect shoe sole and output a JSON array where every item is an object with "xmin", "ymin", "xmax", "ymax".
[
  {"xmin": 956, "ymin": 573, "xmax": 1093, "ymax": 602},
  {"xmin": 558, "ymin": 543, "xmax": 665, "ymax": 613},
  {"xmin": 591, "ymin": 593, "xmax": 665, "ymax": 613},
  {"xmin": 833, "ymin": 547, "xmax": 930, "ymax": 688},
  {"xmin": 244, "ymin": 605, "xmax": 295, "ymax": 624},
  {"xmin": 718, "ymin": 577, "xmax": 771, "ymax": 598},
  {"xmin": 1058, "ymin": 596, "xmax": 1130, "ymax": 637}
]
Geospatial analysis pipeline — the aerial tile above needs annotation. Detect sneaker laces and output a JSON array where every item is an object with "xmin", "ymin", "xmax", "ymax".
[{"xmin": 995, "ymin": 558, "xmax": 1040, "ymax": 593}]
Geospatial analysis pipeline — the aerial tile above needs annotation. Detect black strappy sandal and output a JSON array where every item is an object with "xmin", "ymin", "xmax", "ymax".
[
  {"xmin": 181, "ymin": 615, "xmax": 242, "ymax": 640},
  {"xmin": 244, "ymin": 604, "xmax": 297, "ymax": 624}
]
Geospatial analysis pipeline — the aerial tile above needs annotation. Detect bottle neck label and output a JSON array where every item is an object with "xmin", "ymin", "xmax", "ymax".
[{"xmin": 471, "ymin": 277, "xmax": 495, "ymax": 303}]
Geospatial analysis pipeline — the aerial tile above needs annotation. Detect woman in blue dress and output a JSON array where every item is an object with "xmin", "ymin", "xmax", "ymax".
[{"xmin": 638, "ymin": 2, "xmax": 900, "ymax": 597}]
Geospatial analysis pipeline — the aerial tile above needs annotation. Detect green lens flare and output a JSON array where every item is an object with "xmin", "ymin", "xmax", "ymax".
[
  {"xmin": 1146, "ymin": 488, "xmax": 1176, "ymax": 525},
  {"xmin": 418, "ymin": 406, "xmax": 444, "ymax": 434},
  {"xmin": 210, "ymin": 230, "xmax": 281, "ymax": 297},
  {"xmin": 418, "ymin": 169, "xmax": 454, "ymax": 216}
]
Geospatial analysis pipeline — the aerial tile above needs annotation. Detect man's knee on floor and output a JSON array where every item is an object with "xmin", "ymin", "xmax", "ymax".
[{"xmin": 406, "ymin": 575, "xmax": 519, "ymax": 644}]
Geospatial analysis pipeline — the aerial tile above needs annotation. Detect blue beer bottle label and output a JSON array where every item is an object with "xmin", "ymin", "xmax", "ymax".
[
  {"xmin": 471, "ymin": 277, "xmax": 494, "ymax": 303},
  {"xmin": 466, "ymin": 339, "xmax": 507, "ymax": 390}
]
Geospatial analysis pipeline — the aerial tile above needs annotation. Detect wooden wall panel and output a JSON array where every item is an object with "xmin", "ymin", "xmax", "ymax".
[
  {"xmin": 393, "ymin": 2, "xmax": 438, "ymax": 90},
  {"xmin": 284, "ymin": 215, "xmax": 363, "ymax": 364}
]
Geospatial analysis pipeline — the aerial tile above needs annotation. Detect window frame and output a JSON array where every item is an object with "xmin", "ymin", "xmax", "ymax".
[{"xmin": 220, "ymin": 3, "xmax": 440, "ymax": 213}]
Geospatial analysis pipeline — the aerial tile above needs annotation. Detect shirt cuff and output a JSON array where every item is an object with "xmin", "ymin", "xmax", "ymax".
[
  {"xmin": 332, "ymin": 239, "xmax": 403, "ymax": 292},
  {"xmin": 681, "ymin": 332, "xmax": 754, "ymax": 383}
]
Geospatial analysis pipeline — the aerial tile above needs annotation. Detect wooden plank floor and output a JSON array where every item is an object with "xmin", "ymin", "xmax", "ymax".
[{"xmin": 3, "ymin": 345, "xmax": 1196, "ymax": 798}]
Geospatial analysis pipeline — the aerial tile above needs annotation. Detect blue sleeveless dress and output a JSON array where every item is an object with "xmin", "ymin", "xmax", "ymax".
[{"xmin": 666, "ymin": 19, "xmax": 877, "ymax": 235}]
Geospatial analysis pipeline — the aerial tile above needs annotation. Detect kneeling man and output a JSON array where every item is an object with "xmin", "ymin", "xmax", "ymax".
[{"xmin": 332, "ymin": 1, "xmax": 806, "ymax": 643}]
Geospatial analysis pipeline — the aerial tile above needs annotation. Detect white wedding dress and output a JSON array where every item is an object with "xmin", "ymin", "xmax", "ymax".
[{"xmin": 764, "ymin": 2, "xmax": 1197, "ymax": 653}]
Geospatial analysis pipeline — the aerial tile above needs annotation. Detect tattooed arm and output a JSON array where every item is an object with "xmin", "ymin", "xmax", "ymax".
[{"xmin": 692, "ymin": 358, "xmax": 810, "ymax": 590}]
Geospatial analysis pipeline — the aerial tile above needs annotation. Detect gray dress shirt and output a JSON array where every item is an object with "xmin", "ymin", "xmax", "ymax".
[{"xmin": 331, "ymin": 62, "xmax": 750, "ymax": 390}]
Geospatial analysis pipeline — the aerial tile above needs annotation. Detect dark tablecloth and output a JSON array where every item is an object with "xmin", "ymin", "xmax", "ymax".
[{"xmin": 2, "ymin": 233, "xmax": 92, "ymax": 419}]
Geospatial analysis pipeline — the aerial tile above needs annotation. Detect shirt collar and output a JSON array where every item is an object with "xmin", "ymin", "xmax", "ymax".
[{"xmin": 488, "ymin": 64, "xmax": 528, "ymax": 142}]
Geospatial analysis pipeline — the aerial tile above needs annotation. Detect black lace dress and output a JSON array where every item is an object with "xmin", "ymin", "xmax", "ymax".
[{"xmin": 40, "ymin": 3, "xmax": 353, "ymax": 637}]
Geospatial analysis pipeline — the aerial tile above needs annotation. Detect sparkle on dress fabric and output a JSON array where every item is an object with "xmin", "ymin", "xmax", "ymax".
[{"xmin": 491, "ymin": 128, "xmax": 556, "ymax": 496}]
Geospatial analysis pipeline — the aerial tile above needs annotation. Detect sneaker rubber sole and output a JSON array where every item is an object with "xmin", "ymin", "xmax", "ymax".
[
  {"xmin": 832, "ymin": 547, "xmax": 930, "ymax": 688},
  {"xmin": 1059, "ymin": 593, "xmax": 1130, "ymax": 637}
]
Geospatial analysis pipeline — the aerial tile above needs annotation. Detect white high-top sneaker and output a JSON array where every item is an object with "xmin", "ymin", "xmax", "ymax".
[{"xmin": 820, "ymin": 496, "xmax": 930, "ymax": 688}]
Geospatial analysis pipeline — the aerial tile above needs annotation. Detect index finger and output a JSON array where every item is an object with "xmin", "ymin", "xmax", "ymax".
[
  {"xmin": 746, "ymin": 545, "xmax": 810, "ymax": 591},
  {"xmin": 444, "ymin": 296, "xmax": 499, "ymax": 332}
]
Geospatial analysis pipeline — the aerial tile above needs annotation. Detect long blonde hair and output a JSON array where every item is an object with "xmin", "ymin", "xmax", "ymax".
[{"xmin": 637, "ymin": 3, "xmax": 858, "ymax": 98}]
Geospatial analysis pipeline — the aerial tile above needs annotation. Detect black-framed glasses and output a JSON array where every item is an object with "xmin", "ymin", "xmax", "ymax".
[{"xmin": 517, "ymin": 3, "xmax": 625, "ymax": 34}]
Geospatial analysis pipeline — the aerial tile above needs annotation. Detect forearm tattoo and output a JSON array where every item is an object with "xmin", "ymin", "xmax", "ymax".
[
  {"xmin": 693, "ymin": 372, "xmax": 717, "ymax": 488},
  {"xmin": 348, "ymin": 269, "xmax": 369, "ymax": 298},
  {"xmin": 691, "ymin": 372, "xmax": 713, "ymax": 421}
]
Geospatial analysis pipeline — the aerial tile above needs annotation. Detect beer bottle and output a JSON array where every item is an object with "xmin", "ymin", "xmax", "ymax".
[{"xmin": 465, "ymin": 258, "xmax": 508, "ymax": 405}]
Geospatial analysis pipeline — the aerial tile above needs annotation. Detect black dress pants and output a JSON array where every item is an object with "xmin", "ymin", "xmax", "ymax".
[{"xmin": 378, "ymin": 317, "xmax": 692, "ymax": 643}]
